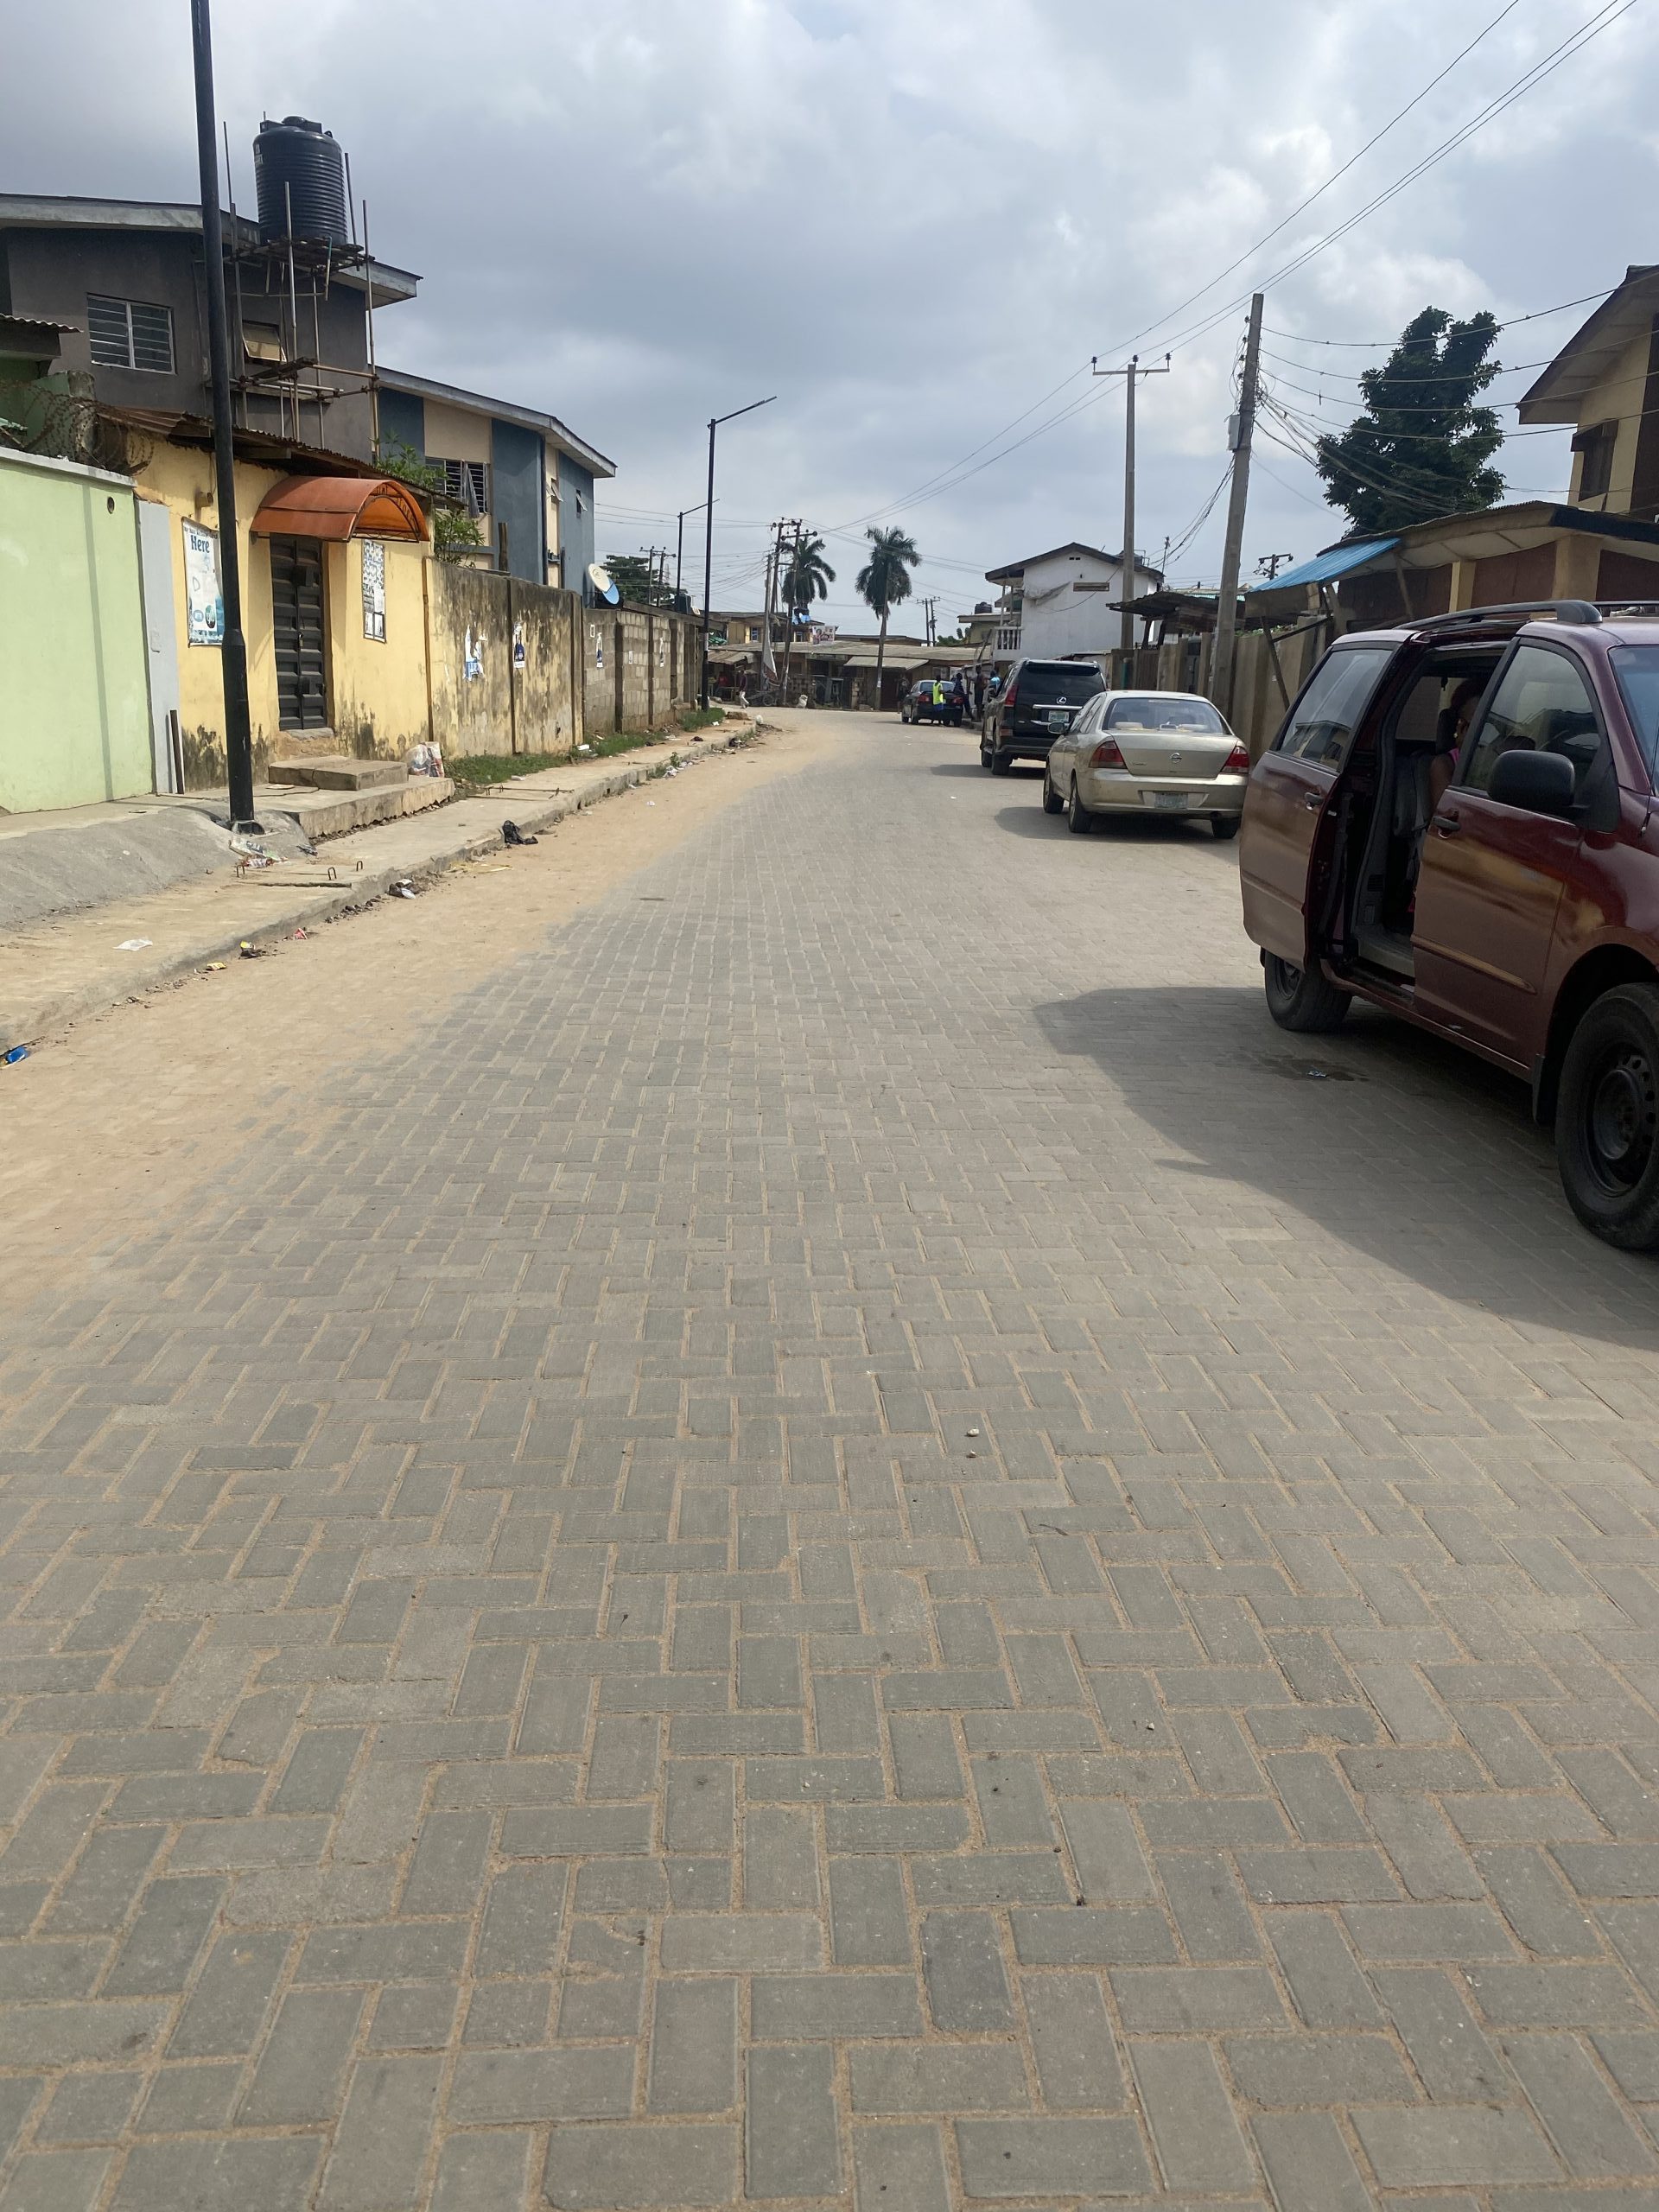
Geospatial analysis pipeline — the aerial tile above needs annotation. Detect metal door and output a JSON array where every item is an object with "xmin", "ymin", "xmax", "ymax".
[
  {"xmin": 1239, "ymin": 642, "xmax": 1395, "ymax": 963},
  {"xmin": 269, "ymin": 536, "xmax": 329, "ymax": 730},
  {"xmin": 1413, "ymin": 642, "xmax": 1596, "ymax": 1067},
  {"xmin": 135, "ymin": 499, "xmax": 181, "ymax": 791}
]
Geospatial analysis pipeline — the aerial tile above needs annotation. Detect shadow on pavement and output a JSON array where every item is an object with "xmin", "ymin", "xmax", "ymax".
[
  {"xmin": 928, "ymin": 762, "xmax": 987, "ymax": 777},
  {"xmin": 1032, "ymin": 982, "xmax": 1659, "ymax": 1344}
]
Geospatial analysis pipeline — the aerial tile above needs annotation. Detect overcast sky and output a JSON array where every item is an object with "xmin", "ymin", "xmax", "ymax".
[{"xmin": 4, "ymin": 0, "xmax": 1651, "ymax": 627}]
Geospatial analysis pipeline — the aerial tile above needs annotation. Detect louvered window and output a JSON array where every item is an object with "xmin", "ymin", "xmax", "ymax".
[
  {"xmin": 87, "ymin": 294, "xmax": 175, "ymax": 373},
  {"xmin": 429, "ymin": 457, "xmax": 488, "ymax": 513}
]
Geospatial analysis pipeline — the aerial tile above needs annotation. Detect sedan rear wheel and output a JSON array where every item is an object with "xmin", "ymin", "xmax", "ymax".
[
  {"xmin": 1556, "ymin": 983, "xmax": 1659, "ymax": 1249},
  {"xmin": 1065, "ymin": 779, "xmax": 1094, "ymax": 834},
  {"xmin": 1263, "ymin": 951, "xmax": 1350, "ymax": 1033},
  {"xmin": 1211, "ymin": 815, "xmax": 1240, "ymax": 841}
]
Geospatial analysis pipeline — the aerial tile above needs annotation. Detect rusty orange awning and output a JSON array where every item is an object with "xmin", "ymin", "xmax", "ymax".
[{"xmin": 249, "ymin": 474, "xmax": 428, "ymax": 542}]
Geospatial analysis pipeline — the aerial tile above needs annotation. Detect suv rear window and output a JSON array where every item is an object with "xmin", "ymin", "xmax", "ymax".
[
  {"xmin": 1017, "ymin": 664, "xmax": 1104, "ymax": 704},
  {"xmin": 1106, "ymin": 696, "xmax": 1226, "ymax": 734},
  {"xmin": 1274, "ymin": 645, "xmax": 1392, "ymax": 767},
  {"xmin": 1610, "ymin": 645, "xmax": 1659, "ymax": 784}
]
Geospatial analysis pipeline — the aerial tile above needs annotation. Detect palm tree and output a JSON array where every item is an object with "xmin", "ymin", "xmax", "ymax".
[
  {"xmin": 779, "ymin": 533, "xmax": 836, "ymax": 632},
  {"xmin": 855, "ymin": 526, "xmax": 919, "ymax": 709}
]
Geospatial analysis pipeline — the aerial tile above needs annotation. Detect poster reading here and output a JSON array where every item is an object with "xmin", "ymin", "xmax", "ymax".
[{"xmin": 182, "ymin": 521, "xmax": 223, "ymax": 646}]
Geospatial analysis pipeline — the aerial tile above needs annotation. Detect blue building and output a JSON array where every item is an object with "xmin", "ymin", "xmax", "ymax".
[{"xmin": 377, "ymin": 366, "xmax": 612, "ymax": 597}]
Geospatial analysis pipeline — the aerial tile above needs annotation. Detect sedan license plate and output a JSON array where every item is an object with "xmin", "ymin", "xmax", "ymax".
[{"xmin": 1147, "ymin": 791, "xmax": 1192, "ymax": 810}]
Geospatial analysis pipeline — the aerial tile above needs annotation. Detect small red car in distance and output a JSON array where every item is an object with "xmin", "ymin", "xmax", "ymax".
[{"xmin": 1238, "ymin": 599, "xmax": 1659, "ymax": 1249}]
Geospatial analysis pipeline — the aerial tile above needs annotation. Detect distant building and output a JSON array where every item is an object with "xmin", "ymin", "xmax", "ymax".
[{"xmin": 981, "ymin": 542, "xmax": 1165, "ymax": 665}]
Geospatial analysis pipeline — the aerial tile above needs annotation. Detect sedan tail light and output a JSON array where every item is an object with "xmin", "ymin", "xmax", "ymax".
[
  {"xmin": 1222, "ymin": 741, "xmax": 1250, "ymax": 773},
  {"xmin": 1090, "ymin": 737, "xmax": 1127, "ymax": 769}
]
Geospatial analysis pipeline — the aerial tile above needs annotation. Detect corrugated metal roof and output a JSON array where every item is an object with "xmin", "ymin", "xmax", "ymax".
[{"xmin": 1249, "ymin": 537, "xmax": 1398, "ymax": 594}]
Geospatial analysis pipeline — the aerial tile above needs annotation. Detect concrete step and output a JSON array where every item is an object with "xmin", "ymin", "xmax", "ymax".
[
  {"xmin": 271, "ymin": 777, "xmax": 452, "ymax": 842},
  {"xmin": 270, "ymin": 756, "xmax": 409, "ymax": 792}
]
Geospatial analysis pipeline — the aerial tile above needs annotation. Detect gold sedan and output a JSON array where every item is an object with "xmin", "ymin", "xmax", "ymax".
[{"xmin": 1042, "ymin": 690, "xmax": 1250, "ymax": 840}]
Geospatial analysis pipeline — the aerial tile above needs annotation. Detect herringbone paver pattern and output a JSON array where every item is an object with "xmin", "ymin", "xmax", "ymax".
[{"xmin": 4, "ymin": 716, "xmax": 1659, "ymax": 2208}]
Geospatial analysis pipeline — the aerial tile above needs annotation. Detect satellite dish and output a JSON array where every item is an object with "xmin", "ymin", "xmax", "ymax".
[{"xmin": 588, "ymin": 563, "xmax": 620, "ymax": 606}]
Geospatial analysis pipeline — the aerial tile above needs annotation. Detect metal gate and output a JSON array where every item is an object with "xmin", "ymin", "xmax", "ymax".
[{"xmin": 269, "ymin": 536, "xmax": 328, "ymax": 730}]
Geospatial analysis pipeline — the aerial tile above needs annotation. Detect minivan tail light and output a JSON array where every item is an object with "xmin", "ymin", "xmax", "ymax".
[
  {"xmin": 1090, "ymin": 737, "xmax": 1127, "ymax": 770},
  {"xmin": 1222, "ymin": 741, "xmax": 1249, "ymax": 773}
]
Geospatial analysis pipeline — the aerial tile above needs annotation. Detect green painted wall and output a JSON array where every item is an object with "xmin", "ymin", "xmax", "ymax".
[{"xmin": 0, "ymin": 449, "xmax": 152, "ymax": 812}]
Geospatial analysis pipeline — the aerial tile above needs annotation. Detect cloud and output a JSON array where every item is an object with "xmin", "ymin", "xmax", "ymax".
[{"xmin": 3, "ymin": 0, "xmax": 1651, "ymax": 612}]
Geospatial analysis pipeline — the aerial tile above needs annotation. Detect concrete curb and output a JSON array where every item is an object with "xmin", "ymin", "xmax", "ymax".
[{"xmin": 0, "ymin": 723, "xmax": 750, "ymax": 1053}]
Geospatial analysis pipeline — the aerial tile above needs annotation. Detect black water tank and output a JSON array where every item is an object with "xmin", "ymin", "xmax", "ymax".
[{"xmin": 253, "ymin": 116, "xmax": 349, "ymax": 247}]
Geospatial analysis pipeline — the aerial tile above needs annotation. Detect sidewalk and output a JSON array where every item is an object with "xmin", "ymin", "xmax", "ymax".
[{"xmin": 0, "ymin": 721, "xmax": 750, "ymax": 1053}]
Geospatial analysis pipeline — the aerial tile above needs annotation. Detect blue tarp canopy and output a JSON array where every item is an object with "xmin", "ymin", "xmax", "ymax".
[{"xmin": 1249, "ymin": 537, "xmax": 1398, "ymax": 595}]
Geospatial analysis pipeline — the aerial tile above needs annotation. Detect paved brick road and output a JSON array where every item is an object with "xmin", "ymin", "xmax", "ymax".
[{"xmin": 5, "ymin": 712, "xmax": 1659, "ymax": 2209}]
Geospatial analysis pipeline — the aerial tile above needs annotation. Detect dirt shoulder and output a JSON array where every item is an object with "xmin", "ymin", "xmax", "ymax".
[{"xmin": 1, "ymin": 715, "xmax": 838, "ymax": 1311}]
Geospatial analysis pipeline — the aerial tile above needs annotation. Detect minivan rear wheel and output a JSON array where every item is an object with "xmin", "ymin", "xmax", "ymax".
[
  {"xmin": 1556, "ymin": 983, "xmax": 1659, "ymax": 1250},
  {"xmin": 1263, "ymin": 952, "xmax": 1350, "ymax": 1033}
]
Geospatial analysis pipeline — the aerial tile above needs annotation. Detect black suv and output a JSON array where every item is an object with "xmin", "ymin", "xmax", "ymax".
[{"xmin": 981, "ymin": 658, "xmax": 1106, "ymax": 773}]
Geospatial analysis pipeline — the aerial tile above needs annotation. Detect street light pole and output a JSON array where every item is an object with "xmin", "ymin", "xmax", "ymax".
[
  {"xmin": 675, "ymin": 498, "xmax": 709, "ymax": 601},
  {"xmin": 1091, "ymin": 352, "xmax": 1168, "ymax": 683},
  {"xmin": 189, "ymin": 0, "xmax": 255, "ymax": 827},
  {"xmin": 699, "ymin": 395, "xmax": 776, "ymax": 709}
]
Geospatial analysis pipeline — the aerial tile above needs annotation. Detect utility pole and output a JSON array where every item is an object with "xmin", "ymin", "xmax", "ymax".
[
  {"xmin": 779, "ymin": 519, "xmax": 804, "ymax": 704},
  {"xmin": 922, "ymin": 596, "xmax": 937, "ymax": 646},
  {"xmin": 1211, "ymin": 292, "xmax": 1264, "ymax": 721},
  {"xmin": 1092, "ymin": 351, "xmax": 1168, "ymax": 681},
  {"xmin": 763, "ymin": 518, "xmax": 790, "ymax": 691},
  {"xmin": 189, "ymin": 0, "xmax": 255, "ymax": 827},
  {"xmin": 1255, "ymin": 551, "xmax": 1294, "ymax": 581}
]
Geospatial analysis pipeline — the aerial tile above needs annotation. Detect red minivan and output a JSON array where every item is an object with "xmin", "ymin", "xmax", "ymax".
[{"xmin": 1238, "ymin": 600, "xmax": 1659, "ymax": 1249}]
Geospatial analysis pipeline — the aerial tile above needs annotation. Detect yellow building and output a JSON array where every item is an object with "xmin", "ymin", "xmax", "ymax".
[
  {"xmin": 1518, "ymin": 265, "xmax": 1659, "ymax": 522},
  {"xmin": 118, "ymin": 412, "xmax": 433, "ymax": 787}
]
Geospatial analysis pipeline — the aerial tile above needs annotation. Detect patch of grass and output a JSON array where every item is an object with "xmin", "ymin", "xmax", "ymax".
[
  {"xmin": 448, "ymin": 711, "xmax": 728, "ymax": 788},
  {"xmin": 578, "ymin": 728, "xmax": 677, "ymax": 761},
  {"xmin": 446, "ymin": 752, "xmax": 569, "ymax": 790}
]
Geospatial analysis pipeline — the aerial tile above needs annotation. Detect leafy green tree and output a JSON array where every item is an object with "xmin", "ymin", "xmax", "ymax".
[
  {"xmin": 602, "ymin": 553, "xmax": 677, "ymax": 606},
  {"xmin": 1316, "ymin": 307, "xmax": 1504, "ymax": 535},
  {"xmin": 377, "ymin": 439, "xmax": 486, "ymax": 565},
  {"xmin": 780, "ymin": 532, "xmax": 836, "ymax": 630},
  {"xmin": 855, "ymin": 525, "xmax": 919, "ymax": 702}
]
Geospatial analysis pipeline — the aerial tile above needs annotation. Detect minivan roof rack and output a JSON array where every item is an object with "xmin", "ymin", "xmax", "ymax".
[{"xmin": 1411, "ymin": 599, "xmax": 1601, "ymax": 633}]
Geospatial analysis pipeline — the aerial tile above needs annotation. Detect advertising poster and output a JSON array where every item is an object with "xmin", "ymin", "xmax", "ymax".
[
  {"xmin": 182, "ymin": 521, "xmax": 223, "ymax": 646},
  {"xmin": 361, "ymin": 540, "xmax": 387, "ymax": 642}
]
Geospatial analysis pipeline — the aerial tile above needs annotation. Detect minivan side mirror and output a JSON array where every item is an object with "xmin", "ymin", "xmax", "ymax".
[{"xmin": 1488, "ymin": 747, "xmax": 1577, "ymax": 817}]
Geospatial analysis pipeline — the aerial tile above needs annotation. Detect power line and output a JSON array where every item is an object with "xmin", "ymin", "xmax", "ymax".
[
  {"xmin": 1256, "ymin": 347, "xmax": 1554, "ymax": 385},
  {"xmin": 1112, "ymin": 0, "xmax": 1640, "ymax": 371},
  {"xmin": 1262, "ymin": 283, "xmax": 1627, "ymax": 349},
  {"xmin": 821, "ymin": 0, "xmax": 1633, "ymax": 535},
  {"xmin": 1091, "ymin": 0, "xmax": 1525, "ymax": 365}
]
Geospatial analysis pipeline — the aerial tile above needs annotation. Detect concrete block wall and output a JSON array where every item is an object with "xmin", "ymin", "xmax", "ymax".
[
  {"xmin": 428, "ymin": 567, "xmax": 585, "ymax": 760},
  {"xmin": 582, "ymin": 607, "xmax": 699, "ymax": 739}
]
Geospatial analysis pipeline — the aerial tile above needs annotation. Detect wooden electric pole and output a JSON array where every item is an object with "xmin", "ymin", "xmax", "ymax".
[
  {"xmin": 1211, "ymin": 292, "xmax": 1263, "ymax": 721},
  {"xmin": 1092, "ymin": 352, "xmax": 1168, "ymax": 681}
]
